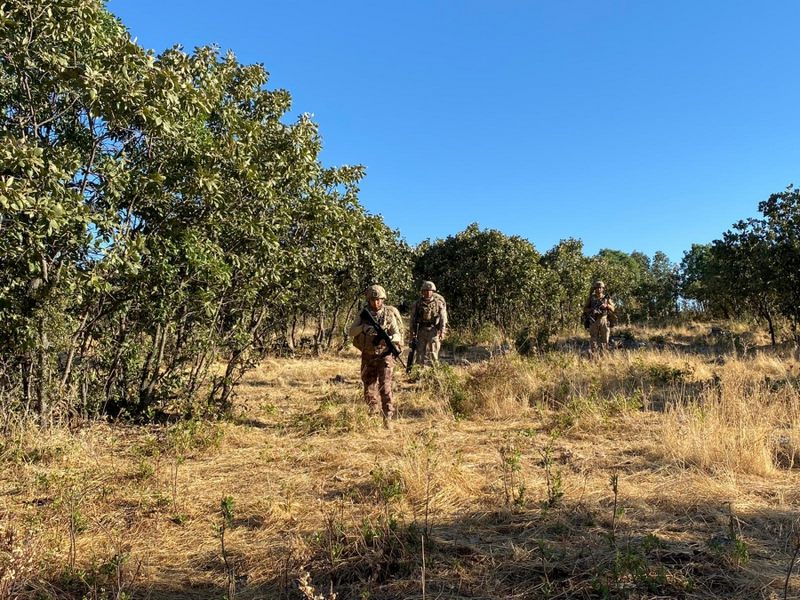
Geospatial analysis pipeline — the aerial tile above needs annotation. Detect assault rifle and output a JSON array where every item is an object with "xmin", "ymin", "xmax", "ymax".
[{"xmin": 360, "ymin": 308, "xmax": 407, "ymax": 370}]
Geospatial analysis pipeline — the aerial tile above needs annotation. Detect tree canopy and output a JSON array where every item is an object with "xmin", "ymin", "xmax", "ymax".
[{"xmin": 0, "ymin": 0, "xmax": 407, "ymax": 423}]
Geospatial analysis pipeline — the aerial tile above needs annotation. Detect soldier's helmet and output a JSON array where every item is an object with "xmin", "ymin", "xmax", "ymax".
[
  {"xmin": 366, "ymin": 284, "xmax": 387, "ymax": 300},
  {"xmin": 592, "ymin": 280, "xmax": 606, "ymax": 289},
  {"xmin": 420, "ymin": 281, "xmax": 436, "ymax": 292}
]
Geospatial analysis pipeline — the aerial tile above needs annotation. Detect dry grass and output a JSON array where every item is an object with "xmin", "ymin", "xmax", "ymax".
[{"xmin": 2, "ymin": 335, "xmax": 800, "ymax": 599}]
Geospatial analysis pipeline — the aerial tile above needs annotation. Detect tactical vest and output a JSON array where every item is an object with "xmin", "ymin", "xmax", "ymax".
[
  {"xmin": 416, "ymin": 299, "xmax": 441, "ymax": 326},
  {"xmin": 353, "ymin": 306, "xmax": 400, "ymax": 353}
]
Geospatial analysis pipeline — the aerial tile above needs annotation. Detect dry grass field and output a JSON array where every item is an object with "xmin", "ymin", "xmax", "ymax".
[{"xmin": 3, "ymin": 323, "xmax": 800, "ymax": 599}]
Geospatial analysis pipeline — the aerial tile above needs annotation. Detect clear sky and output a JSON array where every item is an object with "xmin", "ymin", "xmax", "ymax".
[{"xmin": 106, "ymin": 0, "xmax": 800, "ymax": 264}]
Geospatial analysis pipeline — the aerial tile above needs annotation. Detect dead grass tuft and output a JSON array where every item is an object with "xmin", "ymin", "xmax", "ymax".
[{"xmin": 660, "ymin": 369, "xmax": 800, "ymax": 476}]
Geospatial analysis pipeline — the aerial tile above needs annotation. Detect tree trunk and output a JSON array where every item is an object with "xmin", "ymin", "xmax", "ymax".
[
  {"xmin": 36, "ymin": 324, "xmax": 51, "ymax": 428},
  {"xmin": 326, "ymin": 305, "xmax": 341, "ymax": 351}
]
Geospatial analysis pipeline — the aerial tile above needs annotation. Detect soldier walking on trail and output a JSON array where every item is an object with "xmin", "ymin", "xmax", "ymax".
[
  {"xmin": 409, "ymin": 281, "xmax": 448, "ymax": 367},
  {"xmin": 583, "ymin": 280, "xmax": 615, "ymax": 357},
  {"xmin": 349, "ymin": 284, "xmax": 404, "ymax": 427}
]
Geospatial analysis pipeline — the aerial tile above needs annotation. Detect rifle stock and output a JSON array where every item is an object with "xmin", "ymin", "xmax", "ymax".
[
  {"xmin": 406, "ymin": 339, "xmax": 417, "ymax": 373},
  {"xmin": 405, "ymin": 321, "xmax": 420, "ymax": 373}
]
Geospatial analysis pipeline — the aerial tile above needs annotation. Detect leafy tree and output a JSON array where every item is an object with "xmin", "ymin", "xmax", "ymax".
[
  {"xmin": 680, "ymin": 244, "xmax": 732, "ymax": 316},
  {"xmin": 0, "ymin": 0, "xmax": 407, "ymax": 423},
  {"xmin": 540, "ymin": 238, "xmax": 592, "ymax": 330},
  {"xmin": 0, "ymin": 0, "xmax": 158, "ymax": 424},
  {"xmin": 588, "ymin": 249, "xmax": 679, "ymax": 323},
  {"xmin": 715, "ymin": 220, "xmax": 779, "ymax": 344},
  {"xmin": 635, "ymin": 251, "xmax": 680, "ymax": 319},
  {"xmin": 589, "ymin": 249, "xmax": 646, "ymax": 323},
  {"xmin": 414, "ymin": 224, "xmax": 551, "ymax": 344},
  {"xmin": 681, "ymin": 186, "xmax": 800, "ymax": 345},
  {"xmin": 757, "ymin": 186, "xmax": 800, "ymax": 339}
]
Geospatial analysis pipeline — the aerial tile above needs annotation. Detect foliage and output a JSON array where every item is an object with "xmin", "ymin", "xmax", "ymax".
[
  {"xmin": 540, "ymin": 238, "xmax": 592, "ymax": 331},
  {"xmin": 590, "ymin": 249, "xmax": 679, "ymax": 322},
  {"xmin": 0, "ymin": 0, "xmax": 406, "ymax": 423},
  {"xmin": 414, "ymin": 223, "xmax": 553, "ymax": 342},
  {"xmin": 680, "ymin": 185, "xmax": 800, "ymax": 344}
]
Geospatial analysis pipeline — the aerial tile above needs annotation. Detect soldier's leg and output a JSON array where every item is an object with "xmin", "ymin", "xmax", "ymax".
[
  {"xmin": 417, "ymin": 327, "xmax": 436, "ymax": 366},
  {"xmin": 361, "ymin": 358, "xmax": 380, "ymax": 413},
  {"xmin": 414, "ymin": 328, "xmax": 429, "ymax": 366},
  {"xmin": 588, "ymin": 321, "xmax": 600, "ymax": 357},
  {"xmin": 378, "ymin": 356, "xmax": 395, "ymax": 418},
  {"xmin": 430, "ymin": 334, "xmax": 442, "ymax": 363},
  {"xmin": 414, "ymin": 338, "xmax": 426, "ymax": 366},
  {"xmin": 598, "ymin": 317, "xmax": 611, "ymax": 353}
]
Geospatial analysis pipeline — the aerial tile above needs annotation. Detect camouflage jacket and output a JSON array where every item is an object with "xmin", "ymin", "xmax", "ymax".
[
  {"xmin": 349, "ymin": 305, "xmax": 404, "ymax": 356},
  {"xmin": 410, "ymin": 293, "xmax": 448, "ymax": 335},
  {"xmin": 584, "ymin": 295, "xmax": 615, "ymax": 318}
]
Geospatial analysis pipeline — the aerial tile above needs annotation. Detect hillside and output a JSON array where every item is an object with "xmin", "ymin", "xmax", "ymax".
[{"xmin": 3, "ymin": 325, "xmax": 800, "ymax": 599}]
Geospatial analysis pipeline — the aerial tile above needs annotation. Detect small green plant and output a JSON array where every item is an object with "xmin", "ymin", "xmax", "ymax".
[
  {"xmin": 260, "ymin": 401, "xmax": 278, "ymax": 415},
  {"xmin": 419, "ymin": 364, "xmax": 469, "ymax": 418},
  {"xmin": 408, "ymin": 429, "xmax": 439, "ymax": 536},
  {"xmin": 727, "ymin": 504, "xmax": 749, "ymax": 565},
  {"xmin": 321, "ymin": 508, "xmax": 346, "ymax": 572},
  {"xmin": 170, "ymin": 513, "xmax": 188, "ymax": 525},
  {"xmin": 539, "ymin": 437, "xmax": 563, "ymax": 509},
  {"xmin": 217, "ymin": 495, "xmax": 236, "ymax": 599},
  {"xmin": 134, "ymin": 458, "xmax": 155, "ymax": 482},
  {"xmin": 707, "ymin": 504, "xmax": 750, "ymax": 567},
  {"xmin": 368, "ymin": 465, "xmax": 405, "ymax": 550},
  {"xmin": 371, "ymin": 466, "xmax": 405, "ymax": 507},
  {"xmin": 609, "ymin": 471, "xmax": 620, "ymax": 544},
  {"xmin": 498, "ymin": 440, "xmax": 526, "ymax": 508},
  {"xmin": 642, "ymin": 361, "xmax": 694, "ymax": 385}
]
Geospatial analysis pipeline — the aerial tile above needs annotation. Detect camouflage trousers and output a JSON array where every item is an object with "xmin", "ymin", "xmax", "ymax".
[
  {"xmin": 360, "ymin": 353, "xmax": 395, "ymax": 417},
  {"xmin": 589, "ymin": 316, "xmax": 611, "ymax": 355},
  {"xmin": 414, "ymin": 326, "xmax": 441, "ymax": 366}
]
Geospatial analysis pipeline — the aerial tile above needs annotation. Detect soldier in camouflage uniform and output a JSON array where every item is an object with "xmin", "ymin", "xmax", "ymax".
[
  {"xmin": 349, "ymin": 284, "xmax": 404, "ymax": 427},
  {"xmin": 409, "ymin": 281, "xmax": 448, "ymax": 367},
  {"xmin": 583, "ymin": 280, "xmax": 615, "ymax": 357}
]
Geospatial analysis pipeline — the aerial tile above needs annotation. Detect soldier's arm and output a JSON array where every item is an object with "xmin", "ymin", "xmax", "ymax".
[
  {"xmin": 438, "ymin": 302, "xmax": 448, "ymax": 338},
  {"xmin": 348, "ymin": 313, "xmax": 368, "ymax": 339},
  {"xmin": 388, "ymin": 306, "xmax": 404, "ymax": 347}
]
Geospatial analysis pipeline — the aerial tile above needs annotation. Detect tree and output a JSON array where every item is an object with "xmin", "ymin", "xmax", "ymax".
[
  {"xmin": 0, "ymin": 0, "xmax": 407, "ymax": 423},
  {"xmin": 757, "ymin": 186, "xmax": 800, "ymax": 339},
  {"xmin": 589, "ymin": 249, "xmax": 645, "ymax": 323},
  {"xmin": 414, "ymin": 224, "xmax": 551, "ymax": 344},
  {"xmin": 540, "ymin": 238, "xmax": 592, "ymax": 330}
]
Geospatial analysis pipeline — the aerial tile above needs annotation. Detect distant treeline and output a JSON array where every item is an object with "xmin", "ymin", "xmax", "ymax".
[{"xmin": 1, "ymin": 1, "xmax": 798, "ymax": 426}]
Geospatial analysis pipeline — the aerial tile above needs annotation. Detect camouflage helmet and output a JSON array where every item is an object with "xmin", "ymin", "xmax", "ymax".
[
  {"xmin": 366, "ymin": 284, "xmax": 387, "ymax": 300},
  {"xmin": 420, "ymin": 280, "xmax": 436, "ymax": 292},
  {"xmin": 592, "ymin": 280, "xmax": 606, "ymax": 289}
]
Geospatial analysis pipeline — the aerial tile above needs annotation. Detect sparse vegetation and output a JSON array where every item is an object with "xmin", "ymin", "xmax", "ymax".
[{"xmin": 1, "ymin": 334, "xmax": 799, "ymax": 598}]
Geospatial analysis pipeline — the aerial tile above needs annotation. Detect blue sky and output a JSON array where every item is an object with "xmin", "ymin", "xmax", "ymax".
[{"xmin": 106, "ymin": 0, "xmax": 800, "ymax": 263}]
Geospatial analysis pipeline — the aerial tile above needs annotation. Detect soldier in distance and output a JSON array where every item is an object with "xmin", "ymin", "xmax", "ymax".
[
  {"xmin": 583, "ymin": 280, "xmax": 616, "ymax": 357},
  {"xmin": 409, "ymin": 281, "xmax": 448, "ymax": 367}
]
